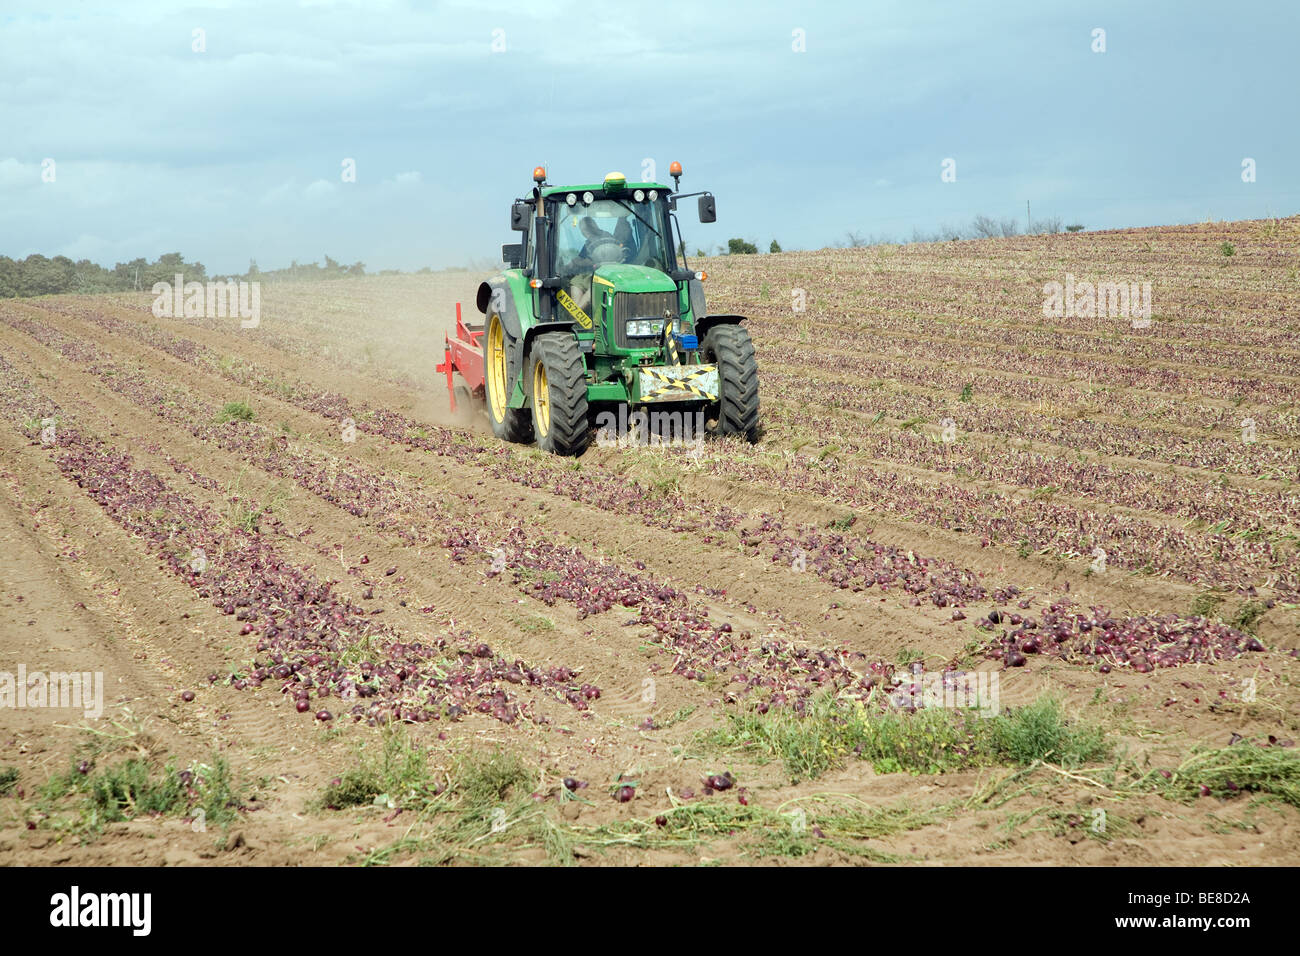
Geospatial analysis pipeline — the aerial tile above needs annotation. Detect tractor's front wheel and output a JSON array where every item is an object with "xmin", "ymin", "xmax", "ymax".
[
  {"xmin": 701, "ymin": 323, "xmax": 759, "ymax": 442},
  {"xmin": 528, "ymin": 333, "xmax": 590, "ymax": 456},
  {"xmin": 485, "ymin": 311, "xmax": 534, "ymax": 444}
]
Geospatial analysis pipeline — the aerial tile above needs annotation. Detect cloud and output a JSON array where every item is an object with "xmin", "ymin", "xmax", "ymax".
[
  {"xmin": 0, "ymin": 1, "xmax": 1296, "ymax": 271},
  {"xmin": 303, "ymin": 179, "xmax": 338, "ymax": 200}
]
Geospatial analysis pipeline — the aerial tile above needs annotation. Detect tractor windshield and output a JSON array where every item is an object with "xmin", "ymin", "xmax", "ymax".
[{"xmin": 552, "ymin": 197, "xmax": 674, "ymax": 278}]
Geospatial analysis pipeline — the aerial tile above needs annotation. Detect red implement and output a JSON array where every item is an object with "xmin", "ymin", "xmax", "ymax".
[{"xmin": 436, "ymin": 302, "xmax": 485, "ymax": 413}]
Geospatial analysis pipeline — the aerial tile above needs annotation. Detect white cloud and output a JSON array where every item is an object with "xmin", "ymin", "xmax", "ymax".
[{"xmin": 303, "ymin": 178, "xmax": 338, "ymax": 199}]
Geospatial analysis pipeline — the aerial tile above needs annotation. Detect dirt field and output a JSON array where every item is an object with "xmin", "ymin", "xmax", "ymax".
[{"xmin": 2, "ymin": 217, "xmax": 1298, "ymax": 866}]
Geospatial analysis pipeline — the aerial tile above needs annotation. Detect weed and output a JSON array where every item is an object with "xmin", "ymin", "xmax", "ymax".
[
  {"xmin": 1190, "ymin": 592, "xmax": 1224, "ymax": 620},
  {"xmin": 216, "ymin": 400, "xmax": 255, "ymax": 424},
  {"xmin": 316, "ymin": 724, "xmax": 440, "ymax": 811},
  {"xmin": 512, "ymin": 614, "xmax": 555, "ymax": 634},
  {"xmin": 705, "ymin": 694, "xmax": 1109, "ymax": 783},
  {"xmin": 1228, "ymin": 600, "xmax": 1266, "ymax": 635}
]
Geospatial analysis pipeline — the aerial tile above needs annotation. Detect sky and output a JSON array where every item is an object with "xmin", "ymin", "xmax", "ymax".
[{"xmin": 1, "ymin": 0, "xmax": 1297, "ymax": 273}]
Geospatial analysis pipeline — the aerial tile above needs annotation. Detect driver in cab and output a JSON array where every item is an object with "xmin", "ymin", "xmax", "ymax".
[{"xmin": 557, "ymin": 211, "xmax": 629, "ymax": 312}]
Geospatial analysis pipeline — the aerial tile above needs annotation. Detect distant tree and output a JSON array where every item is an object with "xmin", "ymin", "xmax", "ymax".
[
  {"xmin": 971, "ymin": 214, "xmax": 999, "ymax": 238},
  {"xmin": 1037, "ymin": 216, "xmax": 1063, "ymax": 234},
  {"xmin": 248, "ymin": 259, "xmax": 260, "ymax": 276},
  {"xmin": 998, "ymin": 218, "xmax": 1019, "ymax": 238},
  {"xmin": 844, "ymin": 230, "xmax": 867, "ymax": 248},
  {"xmin": 1065, "ymin": 224, "xmax": 1084, "ymax": 233},
  {"xmin": 769, "ymin": 239, "xmax": 782, "ymax": 253},
  {"xmin": 726, "ymin": 238, "xmax": 758, "ymax": 255}
]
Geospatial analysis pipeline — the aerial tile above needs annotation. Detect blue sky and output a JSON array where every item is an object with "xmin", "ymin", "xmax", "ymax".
[{"xmin": 1, "ymin": 0, "xmax": 1297, "ymax": 273}]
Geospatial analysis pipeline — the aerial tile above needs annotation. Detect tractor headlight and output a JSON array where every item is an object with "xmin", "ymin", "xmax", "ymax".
[
  {"xmin": 626, "ymin": 318, "xmax": 665, "ymax": 338},
  {"xmin": 648, "ymin": 189, "xmax": 658, "ymax": 201},
  {"xmin": 633, "ymin": 189, "xmax": 645, "ymax": 202},
  {"xmin": 582, "ymin": 191, "xmax": 594, "ymax": 204},
  {"xmin": 565, "ymin": 193, "xmax": 577, "ymax": 206}
]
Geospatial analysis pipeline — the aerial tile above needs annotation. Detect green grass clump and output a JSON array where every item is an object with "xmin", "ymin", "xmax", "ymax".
[
  {"xmin": 317, "ymin": 724, "xmax": 440, "ymax": 811},
  {"xmin": 37, "ymin": 755, "xmax": 240, "ymax": 835},
  {"xmin": 216, "ymin": 400, "xmax": 255, "ymax": 424},
  {"xmin": 1227, "ymin": 600, "xmax": 1267, "ymax": 635},
  {"xmin": 706, "ymin": 694, "xmax": 1109, "ymax": 783},
  {"xmin": 0, "ymin": 767, "xmax": 19, "ymax": 796},
  {"xmin": 355, "ymin": 744, "xmax": 546, "ymax": 867},
  {"xmin": 1190, "ymin": 592, "xmax": 1224, "ymax": 619},
  {"xmin": 1137, "ymin": 746, "xmax": 1300, "ymax": 807}
]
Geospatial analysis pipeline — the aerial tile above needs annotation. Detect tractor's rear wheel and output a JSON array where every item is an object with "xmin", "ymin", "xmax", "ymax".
[
  {"xmin": 485, "ymin": 311, "xmax": 533, "ymax": 444},
  {"xmin": 701, "ymin": 323, "xmax": 759, "ymax": 442},
  {"xmin": 528, "ymin": 333, "xmax": 590, "ymax": 456}
]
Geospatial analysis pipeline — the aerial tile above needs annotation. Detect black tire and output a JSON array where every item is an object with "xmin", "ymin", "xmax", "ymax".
[
  {"xmin": 484, "ymin": 310, "xmax": 533, "ymax": 444},
  {"xmin": 528, "ymin": 332, "xmax": 590, "ymax": 456},
  {"xmin": 701, "ymin": 323, "xmax": 759, "ymax": 441}
]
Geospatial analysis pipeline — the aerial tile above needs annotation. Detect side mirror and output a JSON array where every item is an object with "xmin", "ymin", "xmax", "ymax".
[
  {"xmin": 501, "ymin": 243, "xmax": 523, "ymax": 268},
  {"xmin": 510, "ymin": 202, "xmax": 530, "ymax": 232},
  {"xmin": 698, "ymin": 194, "xmax": 716, "ymax": 223}
]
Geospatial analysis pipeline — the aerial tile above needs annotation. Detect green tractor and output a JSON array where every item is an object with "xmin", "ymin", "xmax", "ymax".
[{"xmin": 439, "ymin": 162, "xmax": 758, "ymax": 455}]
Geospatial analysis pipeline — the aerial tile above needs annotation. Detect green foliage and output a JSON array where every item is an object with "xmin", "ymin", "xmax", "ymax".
[
  {"xmin": 318, "ymin": 725, "xmax": 439, "ymax": 810},
  {"xmin": 769, "ymin": 239, "xmax": 782, "ymax": 253},
  {"xmin": 0, "ymin": 249, "xmax": 367, "ymax": 299},
  {"xmin": 41, "ymin": 755, "xmax": 240, "ymax": 832},
  {"xmin": 0, "ymin": 252, "xmax": 208, "ymax": 298},
  {"xmin": 247, "ymin": 256, "xmax": 365, "ymax": 282},
  {"xmin": 1190, "ymin": 592, "xmax": 1224, "ymax": 619},
  {"xmin": 959, "ymin": 383, "xmax": 973, "ymax": 402},
  {"xmin": 1137, "ymin": 746, "xmax": 1300, "ymax": 807},
  {"xmin": 706, "ymin": 694, "xmax": 1109, "ymax": 783},
  {"xmin": 1220, "ymin": 241, "xmax": 1236, "ymax": 257},
  {"xmin": 1065, "ymin": 224, "xmax": 1084, "ymax": 232},
  {"xmin": 216, "ymin": 401, "xmax": 255, "ymax": 424},
  {"xmin": 1228, "ymin": 600, "xmax": 1266, "ymax": 635},
  {"xmin": 727, "ymin": 238, "xmax": 758, "ymax": 255},
  {"xmin": 0, "ymin": 767, "xmax": 18, "ymax": 795}
]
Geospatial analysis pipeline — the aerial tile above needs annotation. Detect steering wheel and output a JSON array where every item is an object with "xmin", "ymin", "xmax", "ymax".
[{"xmin": 584, "ymin": 235, "xmax": 628, "ymax": 264}]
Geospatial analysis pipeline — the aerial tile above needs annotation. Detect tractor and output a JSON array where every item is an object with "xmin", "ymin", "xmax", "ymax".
[{"xmin": 437, "ymin": 162, "xmax": 759, "ymax": 455}]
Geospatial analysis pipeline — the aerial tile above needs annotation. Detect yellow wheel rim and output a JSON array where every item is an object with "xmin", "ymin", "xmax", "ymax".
[
  {"xmin": 487, "ymin": 315, "xmax": 507, "ymax": 422},
  {"xmin": 533, "ymin": 361, "xmax": 550, "ymax": 437}
]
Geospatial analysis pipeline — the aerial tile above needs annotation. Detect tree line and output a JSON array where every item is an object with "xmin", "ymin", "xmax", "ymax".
[{"xmin": 0, "ymin": 252, "xmax": 369, "ymax": 299}]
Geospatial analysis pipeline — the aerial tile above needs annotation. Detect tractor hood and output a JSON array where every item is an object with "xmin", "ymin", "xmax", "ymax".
[{"xmin": 593, "ymin": 263, "xmax": 676, "ymax": 294}]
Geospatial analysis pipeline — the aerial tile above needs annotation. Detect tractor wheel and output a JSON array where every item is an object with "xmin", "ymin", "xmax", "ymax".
[
  {"xmin": 701, "ymin": 323, "xmax": 759, "ymax": 442},
  {"xmin": 528, "ymin": 332, "xmax": 590, "ymax": 456},
  {"xmin": 484, "ymin": 311, "xmax": 533, "ymax": 444}
]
